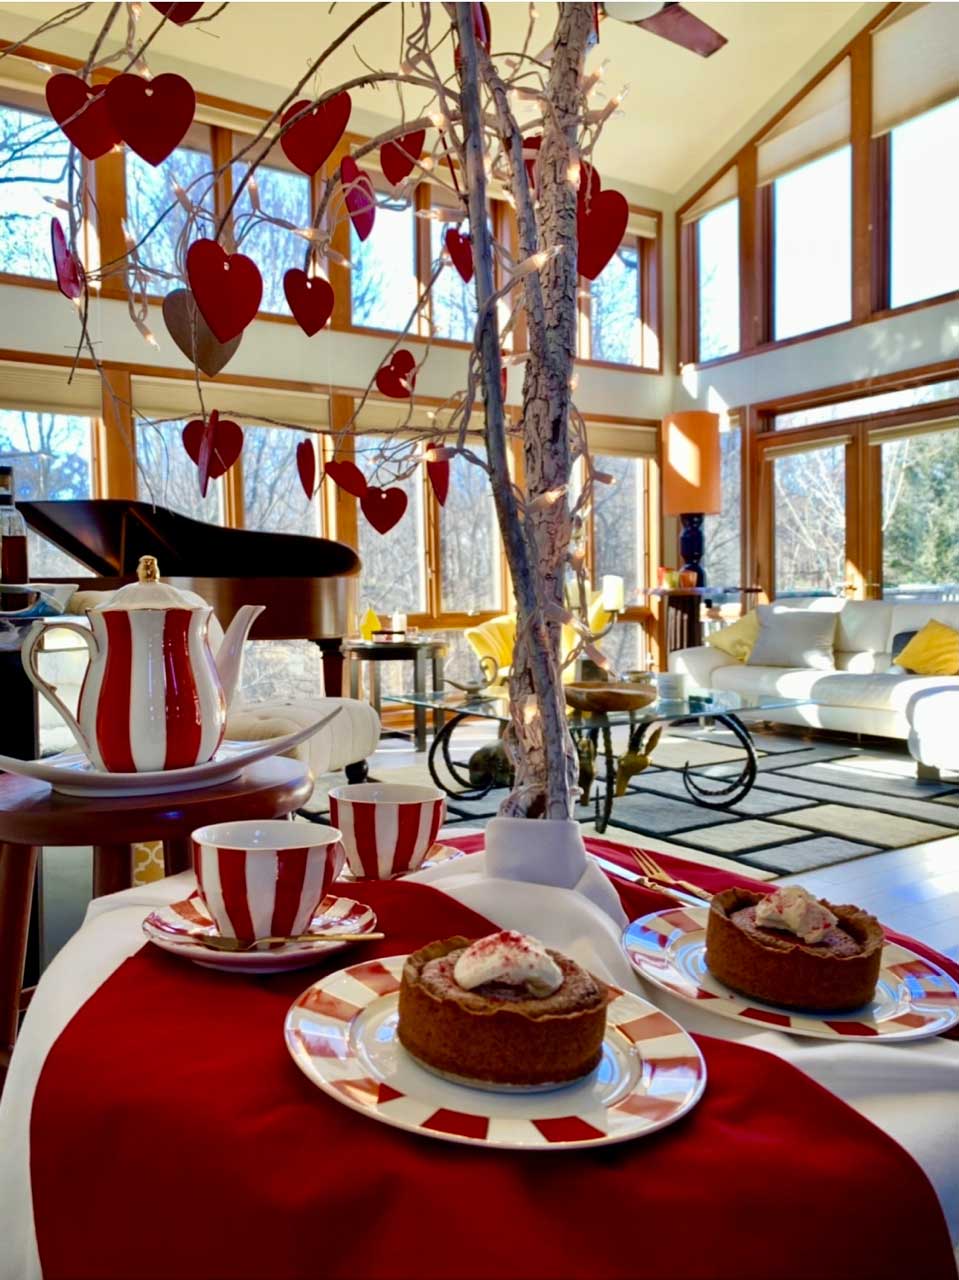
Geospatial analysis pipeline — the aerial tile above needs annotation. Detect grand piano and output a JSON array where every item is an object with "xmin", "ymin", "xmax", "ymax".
[{"xmin": 10, "ymin": 498, "xmax": 360, "ymax": 757}]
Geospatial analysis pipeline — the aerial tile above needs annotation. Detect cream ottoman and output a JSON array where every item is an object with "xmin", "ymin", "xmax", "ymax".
[{"xmin": 227, "ymin": 697, "xmax": 380, "ymax": 783}]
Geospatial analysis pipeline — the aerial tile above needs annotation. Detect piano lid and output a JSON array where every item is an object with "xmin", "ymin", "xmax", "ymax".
[{"xmin": 19, "ymin": 500, "xmax": 360, "ymax": 579}]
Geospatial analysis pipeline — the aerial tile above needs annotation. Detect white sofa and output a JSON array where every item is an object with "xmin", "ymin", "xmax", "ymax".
[{"xmin": 670, "ymin": 598, "xmax": 959, "ymax": 774}]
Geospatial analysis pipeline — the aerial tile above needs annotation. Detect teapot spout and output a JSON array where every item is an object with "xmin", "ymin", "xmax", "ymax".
[{"xmin": 215, "ymin": 604, "xmax": 265, "ymax": 710}]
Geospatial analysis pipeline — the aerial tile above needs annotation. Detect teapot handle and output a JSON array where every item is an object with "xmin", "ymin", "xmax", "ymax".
[{"xmin": 21, "ymin": 621, "xmax": 98, "ymax": 758}]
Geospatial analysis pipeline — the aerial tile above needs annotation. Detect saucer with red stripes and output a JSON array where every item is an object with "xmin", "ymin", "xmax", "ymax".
[
  {"xmin": 623, "ymin": 907, "xmax": 959, "ymax": 1041},
  {"xmin": 142, "ymin": 893, "xmax": 377, "ymax": 974},
  {"xmin": 284, "ymin": 955, "xmax": 706, "ymax": 1149}
]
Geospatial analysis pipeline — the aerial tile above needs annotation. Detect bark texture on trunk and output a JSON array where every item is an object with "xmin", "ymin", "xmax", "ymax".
[{"xmin": 456, "ymin": 2, "xmax": 594, "ymax": 820}]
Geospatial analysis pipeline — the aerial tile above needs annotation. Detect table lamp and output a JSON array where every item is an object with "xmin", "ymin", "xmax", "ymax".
[{"xmin": 661, "ymin": 411, "xmax": 721, "ymax": 588}]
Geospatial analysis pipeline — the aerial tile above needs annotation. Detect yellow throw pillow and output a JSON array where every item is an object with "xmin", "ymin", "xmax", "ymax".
[
  {"xmin": 706, "ymin": 610, "xmax": 760, "ymax": 663},
  {"xmin": 894, "ymin": 619, "xmax": 959, "ymax": 676}
]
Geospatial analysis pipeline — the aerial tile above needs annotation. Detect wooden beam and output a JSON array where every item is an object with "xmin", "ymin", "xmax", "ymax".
[
  {"xmin": 850, "ymin": 32, "xmax": 873, "ymax": 322},
  {"xmin": 327, "ymin": 141, "xmax": 352, "ymax": 331},
  {"xmin": 96, "ymin": 368, "xmax": 136, "ymax": 499},
  {"xmin": 330, "ymin": 393, "xmax": 358, "ymax": 549},
  {"xmin": 738, "ymin": 146, "xmax": 761, "ymax": 350}
]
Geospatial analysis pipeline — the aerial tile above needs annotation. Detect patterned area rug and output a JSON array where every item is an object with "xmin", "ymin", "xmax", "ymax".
[{"xmin": 407, "ymin": 727, "xmax": 959, "ymax": 875}]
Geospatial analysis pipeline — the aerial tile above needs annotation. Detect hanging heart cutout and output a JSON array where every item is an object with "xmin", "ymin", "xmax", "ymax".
[
  {"xmin": 361, "ymin": 485, "xmax": 408, "ymax": 535},
  {"xmin": 45, "ymin": 74, "xmax": 120, "ymax": 160},
  {"xmin": 187, "ymin": 239, "xmax": 262, "ymax": 342},
  {"xmin": 50, "ymin": 218, "xmax": 84, "ymax": 300},
  {"xmin": 380, "ymin": 129, "xmax": 425, "ymax": 187},
  {"xmin": 296, "ymin": 439, "xmax": 316, "ymax": 499},
  {"xmin": 577, "ymin": 187, "xmax": 629, "ymax": 281},
  {"xmin": 150, "ymin": 2, "xmax": 204, "ymax": 22},
  {"xmin": 162, "ymin": 288, "xmax": 241, "ymax": 377},
  {"xmin": 425, "ymin": 442, "xmax": 450, "ymax": 507},
  {"xmin": 182, "ymin": 410, "xmax": 244, "ymax": 498},
  {"xmin": 280, "ymin": 93, "xmax": 352, "ymax": 176},
  {"xmin": 444, "ymin": 228, "xmax": 473, "ymax": 283},
  {"xmin": 325, "ymin": 459, "xmax": 368, "ymax": 498},
  {"xmin": 375, "ymin": 349, "xmax": 416, "ymax": 400},
  {"xmin": 283, "ymin": 270, "xmax": 334, "ymax": 336},
  {"xmin": 106, "ymin": 72, "xmax": 195, "ymax": 166},
  {"xmin": 341, "ymin": 156, "xmax": 376, "ymax": 241}
]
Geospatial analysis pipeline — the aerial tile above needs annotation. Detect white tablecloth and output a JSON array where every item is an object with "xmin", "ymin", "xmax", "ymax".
[{"xmin": 1, "ymin": 848, "xmax": 957, "ymax": 1280}]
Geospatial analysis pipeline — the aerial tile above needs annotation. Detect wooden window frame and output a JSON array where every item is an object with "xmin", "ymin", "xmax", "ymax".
[{"xmin": 675, "ymin": 3, "xmax": 958, "ymax": 373}]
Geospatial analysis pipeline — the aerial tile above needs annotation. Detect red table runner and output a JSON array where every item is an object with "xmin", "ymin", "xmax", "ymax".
[{"xmin": 30, "ymin": 848, "xmax": 956, "ymax": 1280}]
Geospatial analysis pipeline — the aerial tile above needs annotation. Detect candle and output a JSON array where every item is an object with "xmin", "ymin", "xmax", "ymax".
[
  {"xmin": 601, "ymin": 574, "xmax": 625, "ymax": 614},
  {"xmin": 391, "ymin": 611, "xmax": 407, "ymax": 634}
]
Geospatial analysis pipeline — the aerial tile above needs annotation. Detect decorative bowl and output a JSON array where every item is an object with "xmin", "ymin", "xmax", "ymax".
[{"xmin": 564, "ymin": 682, "xmax": 658, "ymax": 713}]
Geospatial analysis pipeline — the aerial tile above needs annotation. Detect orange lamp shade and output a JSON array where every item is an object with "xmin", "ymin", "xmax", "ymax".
[{"xmin": 661, "ymin": 411, "xmax": 722, "ymax": 516}]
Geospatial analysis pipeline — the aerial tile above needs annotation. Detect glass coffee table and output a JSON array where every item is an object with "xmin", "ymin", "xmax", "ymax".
[{"xmin": 382, "ymin": 688, "xmax": 807, "ymax": 833}]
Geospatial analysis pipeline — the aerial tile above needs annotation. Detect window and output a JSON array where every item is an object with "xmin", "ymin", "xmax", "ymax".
[
  {"xmin": 0, "ymin": 410, "xmax": 92, "ymax": 575},
  {"xmin": 431, "ymin": 219, "xmax": 478, "ymax": 342},
  {"xmin": 356, "ymin": 437, "xmax": 426, "ymax": 613},
  {"xmin": 231, "ymin": 160, "xmax": 311, "ymax": 314},
  {"xmin": 0, "ymin": 100, "xmax": 70, "ymax": 280},
  {"xmin": 136, "ymin": 418, "xmax": 223, "ymax": 523},
  {"xmin": 881, "ymin": 425, "xmax": 959, "ymax": 600},
  {"xmin": 126, "ymin": 141, "xmax": 213, "ymax": 280},
  {"xmin": 351, "ymin": 199, "xmax": 416, "ymax": 331},
  {"xmin": 774, "ymin": 443, "xmax": 846, "ymax": 596},
  {"xmin": 773, "ymin": 147, "xmax": 851, "ymax": 340},
  {"xmin": 889, "ymin": 98, "xmax": 959, "ymax": 309},
  {"xmin": 589, "ymin": 241, "xmax": 640, "ymax": 365},
  {"xmin": 591, "ymin": 455, "xmax": 646, "ymax": 606},
  {"xmin": 773, "ymin": 379, "xmax": 959, "ymax": 431},
  {"xmin": 702, "ymin": 422, "xmax": 742, "ymax": 590},
  {"xmin": 696, "ymin": 199, "xmax": 739, "ymax": 360},
  {"xmin": 439, "ymin": 446, "xmax": 501, "ymax": 614},
  {"xmin": 242, "ymin": 426, "xmax": 319, "ymax": 533}
]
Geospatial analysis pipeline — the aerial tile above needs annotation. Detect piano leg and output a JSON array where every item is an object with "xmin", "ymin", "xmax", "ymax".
[{"xmin": 315, "ymin": 638, "xmax": 346, "ymax": 698}]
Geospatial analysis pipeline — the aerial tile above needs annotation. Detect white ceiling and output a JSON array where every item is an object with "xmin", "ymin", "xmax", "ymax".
[{"xmin": 1, "ymin": 1, "xmax": 873, "ymax": 193}]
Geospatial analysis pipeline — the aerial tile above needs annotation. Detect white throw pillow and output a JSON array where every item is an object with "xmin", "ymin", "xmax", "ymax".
[{"xmin": 746, "ymin": 605, "xmax": 837, "ymax": 670}]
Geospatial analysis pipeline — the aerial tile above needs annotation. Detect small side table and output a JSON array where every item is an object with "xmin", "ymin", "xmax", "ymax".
[
  {"xmin": 0, "ymin": 755, "xmax": 312, "ymax": 1086},
  {"xmin": 343, "ymin": 638, "xmax": 446, "ymax": 753}
]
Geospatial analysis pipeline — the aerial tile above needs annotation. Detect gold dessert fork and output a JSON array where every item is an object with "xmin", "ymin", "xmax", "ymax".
[
  {"xmin": 175, "ymin": 930, "xmax": 384, "ymax": 953},
  {"xmin": 632, "ymin": 850, "xmax": 712, "ymax": 902}
]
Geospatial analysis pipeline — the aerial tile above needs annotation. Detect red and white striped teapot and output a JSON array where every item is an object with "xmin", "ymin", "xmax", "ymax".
[{"xmin": 22, "ymin": 556, "xmax": 263, "ymax": 773}]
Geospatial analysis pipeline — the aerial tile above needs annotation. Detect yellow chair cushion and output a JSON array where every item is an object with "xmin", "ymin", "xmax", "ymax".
[
  {"xmin": 706, "ymin": 610, "xmax": 760, "ymax": 663},
  {"xmin": 894, "ymin": 619, "xmax": 959, "ymax": 676}
]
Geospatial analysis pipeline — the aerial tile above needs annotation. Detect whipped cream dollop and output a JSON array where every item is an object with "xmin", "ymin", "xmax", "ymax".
[
  {"xmin": 755, "ymin": 886, "xmax": 838, "ymax": 944},
  {"xmin": 453, "ymin": 930, "xmax": 563, "ymax": 997}
]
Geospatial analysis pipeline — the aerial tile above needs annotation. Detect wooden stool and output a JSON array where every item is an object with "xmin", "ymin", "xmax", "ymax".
[{"xmin": 0, "ymin": 756, "xmax": 312, "ymax": 1084}]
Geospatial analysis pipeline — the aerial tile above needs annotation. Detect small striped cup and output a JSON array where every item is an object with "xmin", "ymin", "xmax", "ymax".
[
  {"xmin": 192, "ymin": 820, "xmax": 345, "ymax": 943},
  {"xmin": 328, "ymin": 783, "xmax": 445, "ymax": 879}
]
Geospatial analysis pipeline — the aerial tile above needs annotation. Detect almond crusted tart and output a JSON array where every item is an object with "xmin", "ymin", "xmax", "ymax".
[
  {"xmin": 396, "ymin": 932, "xmax": 610, "ymax": 1089},
  {"xmin": 705, "ymin": 885, "xmax": 884, "ymax": 1013}
]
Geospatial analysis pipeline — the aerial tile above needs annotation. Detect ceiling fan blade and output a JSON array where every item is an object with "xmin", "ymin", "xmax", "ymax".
[{"xmin": 637, "ymin": 4, "xmax": 727, "ymax": 57}]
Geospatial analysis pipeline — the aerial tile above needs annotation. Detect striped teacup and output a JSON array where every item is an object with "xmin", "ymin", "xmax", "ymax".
[{"xmin": 328, "ymin": 783, "xmax": 445, "ymax": 880}]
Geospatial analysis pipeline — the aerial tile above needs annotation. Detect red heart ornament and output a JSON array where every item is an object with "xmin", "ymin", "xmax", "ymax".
[
  {"xmin": 283, "ymin": 270, "xmax": 334, "ymax": 336},
  {"xmin": 444, "ymin": 228, "xmax": 473, "ymax": 283},
  {"xmin": 361, "ymin": 485, "xmax": 408, "ymax": 535},
  {"xmin": 187, "ymin": 239, "xmax": 262, "ymax": 342},
  {"xmin": 577, "ymin": 187, "xmax": 629, "ymax": 281},
  {"xmin": 325, "ymin": 459, "xmax": 368, "ymax": 498},
  {"xmin": 280, "ymin": 93, "xmax": 351, "ymax": 176},
  {"xmin": 380, "ymin": 129, "xmax": 425, "ymax": 187},
  {"xmin": 374, "ymin": 349, "xmax": 416, "ymax": 400},
  {"xmin": 296, "ymin": 439, "xmax": 316, "ymax": 499},
  {"xmin": 425, "ymin": 442, "xmax": 450, "ymax": 507},
  {"xmin": 106, "ymin": 72, "xmax": 195, "ymax": 166},
  {"xmin": 340, "ymin": 156, "xmax": 376, "ymax": 241},
  {"xmin": 50, "ymin": 218, "xmax": 84, "ymax": 300},
  {"xmin": 182, "ymin": 410, "xmax": 244, "ymax": 497},
  {"xmin": 150, "ymin": 2, "xmax": 204, "ymax": 22},
  {"xmin": 45, "ymin": 74, "xmax": 120, "ymax": 161}
]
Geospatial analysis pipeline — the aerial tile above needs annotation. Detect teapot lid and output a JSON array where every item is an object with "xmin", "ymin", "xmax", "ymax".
[{"xmin": 95, "ymin": 556, "xmax": 205, "ymax": 611}]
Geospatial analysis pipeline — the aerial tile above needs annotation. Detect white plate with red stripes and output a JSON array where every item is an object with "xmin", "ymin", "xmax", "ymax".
[
  {"xmin": 143, "ymin": 893, "xmax": 377, "ymax": 973},
  {"xmin": 339, "ymin": 843, "xmax": 466, "ymax": 882},
  {"xmin": 623, "ymin": 907, "xmax": 959, "ymax": 1041},
  {"xmin": 0, "ymin": 711, "xmax": 338, "ymax": 798},
  {"xmin": 284, "ymin": 956, "xmax": 706, "ymax": 1149}
]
